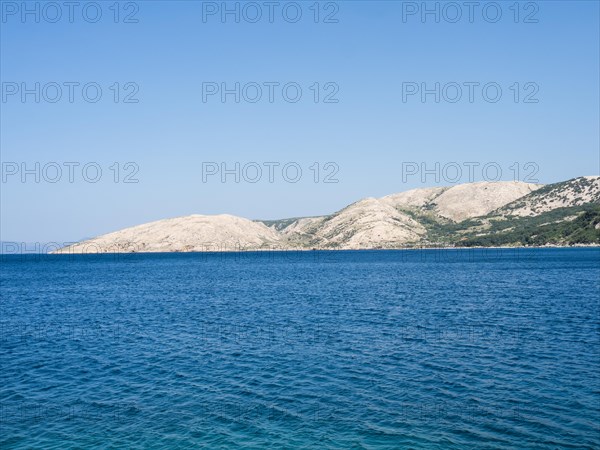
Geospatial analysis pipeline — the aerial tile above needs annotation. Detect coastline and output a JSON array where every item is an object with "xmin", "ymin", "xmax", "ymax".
[{"xmin": 35, "ymin": 242, "xmax": 600, "ymax": 255}]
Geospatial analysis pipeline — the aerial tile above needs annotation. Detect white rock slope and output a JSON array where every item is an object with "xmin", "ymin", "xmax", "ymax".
[
  {"xmin": 384, "ymin": 181, "xmax": 541, "ymax": 221},
  {"xmin": 54, "ymin": 214, "xmax": 281, "ymax": 253},
  {"xmin": 54, "ymin": 178, "xmax": 598, "ymax": 253},
  {"xmin": 281, "ymin": 198, "xmax": 426, "ymax": 249},
  {"xmin": 497, "ymin": 176, "xmax": 600, "ymax": 217}
]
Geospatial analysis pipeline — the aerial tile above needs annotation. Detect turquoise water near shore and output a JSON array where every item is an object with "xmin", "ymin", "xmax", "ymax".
[{"xmin": 1, "ymin": 248, "xmax": 599, "ymax": 448}]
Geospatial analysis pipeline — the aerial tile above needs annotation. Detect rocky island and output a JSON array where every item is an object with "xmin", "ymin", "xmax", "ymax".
[{"xmin": 55, "ymin": 176, "xmax": 600, "ymax": 253}]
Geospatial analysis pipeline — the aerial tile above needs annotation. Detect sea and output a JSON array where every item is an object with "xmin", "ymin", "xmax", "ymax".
[{"xmin": 1, "ymin": 248, "xmax": 599, "ymax": 449}]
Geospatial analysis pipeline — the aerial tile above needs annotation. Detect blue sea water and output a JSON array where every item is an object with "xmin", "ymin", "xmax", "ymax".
[{"xmin": 0, "ymin": 248, "xmax": 599, "ymax": 449}]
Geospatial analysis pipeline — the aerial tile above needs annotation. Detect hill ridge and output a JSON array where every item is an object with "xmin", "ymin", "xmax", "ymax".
[{"xmin": 54, "ymin": 176, "xmax": 600, "ymax": 253}]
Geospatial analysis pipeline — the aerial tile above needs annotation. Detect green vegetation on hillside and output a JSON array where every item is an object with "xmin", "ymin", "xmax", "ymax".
[
  {"xmin": 500, "ymin": 177, "xmax": 600, "ymax": 213},
  {"xmin": 457, "ymin": 206, "xmax": 600, "ymax": 247},
  {"xmin": 256, "ymin": 177, "xmax": 600, "ymax": 249},
  {"xmin": 258, "ymin": 217, "xmax": 312, "ymax": 231}
]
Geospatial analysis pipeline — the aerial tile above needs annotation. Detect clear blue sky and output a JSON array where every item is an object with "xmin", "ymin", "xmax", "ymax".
[{"xmin": 1, "ymin": 1, "xmax": 599, "ymax": 243}]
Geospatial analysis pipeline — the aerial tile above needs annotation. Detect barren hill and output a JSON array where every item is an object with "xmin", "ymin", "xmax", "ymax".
[
  {"xmin": 281, "ymin": 198, "xmax": 426, "ymax": 249},
  {"xmin": 54, "ymin": 177, "xmax": 600, "ymax": 253},
  {"xmin": 54, "ymin": 214, "xmax": 280, "ymax": 254},
  {"xmin": 383, "ymin": 181, "xmax": 541, "ymax": 221},
  {"xmin": 496, "ymin": 176, "xmax": 600, "ymax": 217}
]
